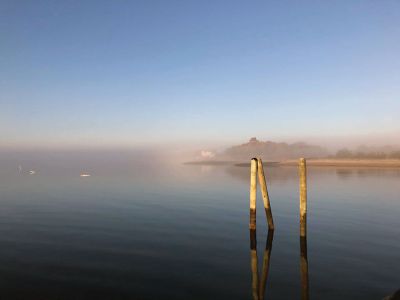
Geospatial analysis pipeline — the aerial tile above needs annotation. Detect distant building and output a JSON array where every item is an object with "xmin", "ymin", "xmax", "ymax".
[{"xmin": 249, "ymin": 137, "xmax": 259, "ymax": 143}]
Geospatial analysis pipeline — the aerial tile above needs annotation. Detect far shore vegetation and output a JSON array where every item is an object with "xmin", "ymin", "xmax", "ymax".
[
  {"xmin": 184, "ymin": 138, "xmax": 400, "ymax": 167},
  {"xmin": 332, "ymin": 149, "xmax": 400, "ymax": 160}
]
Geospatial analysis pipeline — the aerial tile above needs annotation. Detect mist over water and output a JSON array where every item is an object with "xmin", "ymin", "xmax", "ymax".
[
  {"xmin": 0, "ymin": 150, "xmax": 399, "ymax": 299},
  {"xmin": 2, "ymin": 0, "xmax": 400, "ymax": 298},
  {"xmin": 0, "ymin": 148, "xmax": 170, "ymax": 177}
]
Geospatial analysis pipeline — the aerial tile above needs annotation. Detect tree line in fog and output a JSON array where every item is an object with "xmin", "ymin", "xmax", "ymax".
[{"xmin": 334, "ymin": 149, "xmax": 400, "ymax": 159}]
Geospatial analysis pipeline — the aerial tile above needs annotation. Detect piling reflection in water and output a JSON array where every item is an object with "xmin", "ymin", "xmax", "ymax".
[
  {"xmin": 300, "ymin": 236, "xmax": 309, "ymax": 300},
  {"xmin": 250, "ymin": 229, "xmax": 259, "ymax": 300},
  {"xmin": 250, "ymin": 231, "xmax": 309, "ymax": 299},
  {"xmin": 249, "ymin": 229, "xmax": 274, "ymax": 300}
]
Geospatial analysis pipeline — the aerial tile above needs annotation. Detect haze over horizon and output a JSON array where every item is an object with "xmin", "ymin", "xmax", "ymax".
[{"xmin": 1, "ymin": 1, "xmax": 399, "ymax": 150}]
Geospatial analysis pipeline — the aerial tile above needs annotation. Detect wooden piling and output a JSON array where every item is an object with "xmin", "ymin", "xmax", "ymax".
[
  {"xmin": 299, "ymin": 158, "xmax": 307, "ymax": 237},
  {"xmin": 249, "ymin": 158, "xmax": 258, "ymax": 230},
  {"xmin": 257, "ymin": 158, "xmax": 274, "ymax": 230}
]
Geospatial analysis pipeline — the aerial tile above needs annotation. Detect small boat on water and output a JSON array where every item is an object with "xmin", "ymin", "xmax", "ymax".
[
  {"xmin": 80, "ymin": 174, "xmax": 91, "ymax": 177},
  {"xmin": 29, "ymin": 170, "xmax": 36, "ymax": 175}
]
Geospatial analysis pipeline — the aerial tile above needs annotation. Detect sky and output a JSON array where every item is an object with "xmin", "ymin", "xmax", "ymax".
[{"xmin": 1, "ymin": 0, "xmax": 399, "ymax": 149}]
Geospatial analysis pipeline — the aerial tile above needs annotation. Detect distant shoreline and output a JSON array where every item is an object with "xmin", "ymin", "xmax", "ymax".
[
  {"xmin": 278, "ymin": 159, "xmax": 400, "ymax": 168},
  {"xmin": 183, "ymin": 161, "xmax": 234, "ymax": 166},
  {"xmin": 184, "ymin": 159, "xmax": 400, "ymax": 168}
]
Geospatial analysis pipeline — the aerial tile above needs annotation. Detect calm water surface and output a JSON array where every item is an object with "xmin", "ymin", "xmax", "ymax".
[{"xmin": 0, "ymin": 159, "xmax": 399, "ymax": 299}]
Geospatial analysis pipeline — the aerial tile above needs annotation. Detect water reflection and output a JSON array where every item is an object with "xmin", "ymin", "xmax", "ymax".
[
  {"xmin": 335, "ymin": 167, "xmax": 400, "ymax": 179},
  {"xmin": 229, "ymin": 166, "xmax": 299, "ymax": 184},
  {"xmin": 250, "ymin": 230, "xmax": 310, "ymax": 300},
  {"xmin": 249, "ymin": 229, "xmax": 274, "ymax": 300},
  {"xmin": 300, "ymin": 237, "xmax": 309, "ymax": 300},
  {"xmin": 226, "ymin": 165, "xmax": 400, "ymax": 184}
]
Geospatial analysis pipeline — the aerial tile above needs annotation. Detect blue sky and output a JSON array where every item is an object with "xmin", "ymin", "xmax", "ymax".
[{"xmin": 1, "ymin": 0, "xmax": 399, "ymax": 148}]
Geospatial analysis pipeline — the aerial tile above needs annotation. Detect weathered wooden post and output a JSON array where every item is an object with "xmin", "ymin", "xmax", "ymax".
[
  {"xmin": 299, "ymin": 158, "xmax": 307, "ymax": 237},
  {"xmin": 299, "ymin": 158, "xmax": 309, "ymax": 299},
  {"xmin": 250, "ymin": 158, "xmax": 258, "ymax": 230},
  {"xmin": 257, "ymin": 158, "xmax": 274, "ymax": 230}
]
